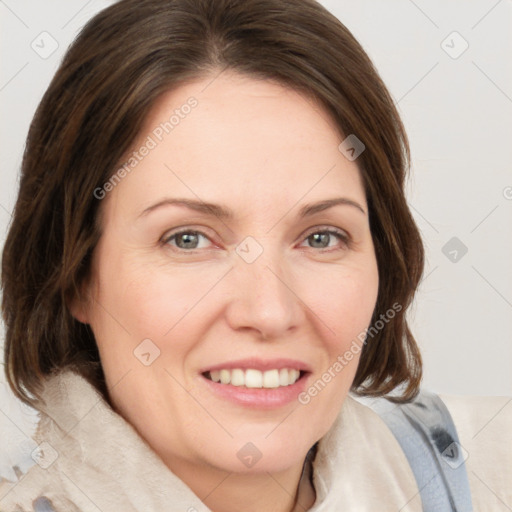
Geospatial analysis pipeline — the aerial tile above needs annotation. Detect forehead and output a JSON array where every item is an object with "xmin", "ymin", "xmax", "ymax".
[{"xmin": 107, "ymin": 71, "xmax": 366, "ymax": 220}]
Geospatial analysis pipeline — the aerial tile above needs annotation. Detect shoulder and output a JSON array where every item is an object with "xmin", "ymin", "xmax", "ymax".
[
  {"xmin": 360, "ymin": 391, "xmax": 512, "ymax": 511},
  {"xmin": 0, "ymin": 371, "xmax": 104, "ymax": 511},
  {"xmin": 440, "ymin": 394, "xmax": 512, "ymax": 510},
  {"xmin": 314, "ymin": 395, "xmax": 423, "ymax": 510}
]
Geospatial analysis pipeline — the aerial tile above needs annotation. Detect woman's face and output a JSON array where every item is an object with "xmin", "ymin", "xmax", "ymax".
[{"xmin": 77, "ymin": 71, "xmax": 379, "ymax": 479}]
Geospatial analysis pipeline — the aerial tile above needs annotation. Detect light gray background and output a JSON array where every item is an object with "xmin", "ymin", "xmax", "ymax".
[{"xmin": 1, "ymin": 0, "xmax": 511, "ymax": 476}]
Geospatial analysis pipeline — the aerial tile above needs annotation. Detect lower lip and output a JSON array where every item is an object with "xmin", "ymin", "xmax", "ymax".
[{"xmin": 200, "ymin": 374, "xmax": 309, "ymax": 409}]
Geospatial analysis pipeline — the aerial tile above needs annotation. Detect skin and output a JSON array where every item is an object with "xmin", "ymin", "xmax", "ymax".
[{"xmin": 72, "ymin": 70, "xmax": 379, "ymax": 512}]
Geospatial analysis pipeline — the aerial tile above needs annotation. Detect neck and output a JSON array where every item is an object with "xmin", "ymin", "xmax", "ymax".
[{"xmin": 167, "ymin": 453, "xmax": 316, "ymax": 512}]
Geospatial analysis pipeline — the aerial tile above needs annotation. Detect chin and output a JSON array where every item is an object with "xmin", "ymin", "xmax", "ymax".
[{"xmin": 197, "ymin": 425, "xmax": 319, "ymax": 475}]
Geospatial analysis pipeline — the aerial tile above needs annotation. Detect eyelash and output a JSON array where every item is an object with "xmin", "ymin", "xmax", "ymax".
[{"xmin": 161, "ymin": 226, "xmax": 351, "ymax": 253}]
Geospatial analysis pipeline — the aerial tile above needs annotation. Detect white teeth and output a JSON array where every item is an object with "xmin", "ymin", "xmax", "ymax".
[
  {"xmin": 263, "ymin": 369, "xmax": 280, "ymax": 388},
  {"xmin": 279, "ymin": 368, "xmax": 289, "ymax": 386},
  {"xmin": 289, "ymin": 369, "xmax": 300, "ymax": 382},
  {"xmin": 231, "ymin": 369, "xmax": 245, "ymax": 386},
  {"xmin": 206, "ymin": 368, "xmax": 302, "ymax": 388},
  {"xmin": 245, "ymin": 369, "xmax": 263, "ymax": 388},
  {"xmin": 220, "ymin": 369, "xmax": 231, "ymax": 385}
]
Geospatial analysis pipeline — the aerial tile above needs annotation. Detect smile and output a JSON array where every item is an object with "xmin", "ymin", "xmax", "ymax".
[
  {"xmin": 204, "ymin": 368, "xmax": 303, "ymax": 388},
  {"xmin": 199, "ymin": 358, "xmax": 312, "ymax": 408}
]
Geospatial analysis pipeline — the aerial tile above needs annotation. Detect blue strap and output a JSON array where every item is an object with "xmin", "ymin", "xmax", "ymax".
[{"xmin": 367, "ymin": 390, "xmax": 473, "ymax": 512}]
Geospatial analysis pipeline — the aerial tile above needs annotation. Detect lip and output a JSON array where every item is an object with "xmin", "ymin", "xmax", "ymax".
[
  {"xmin": 201, "ymin": 373, "xmax": 310, "ymax": 409},
  {"xmin": 199, "ymin": 358, "xmax": 313, "ymax": 373},
  {"xmin": 199, "ymin": 358, "xmax": 312, "ymax": 409}
]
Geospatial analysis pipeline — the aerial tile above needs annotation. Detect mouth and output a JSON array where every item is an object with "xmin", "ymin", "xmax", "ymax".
[
  {"xmin": 203, "ymin": 368, "xmax": 306, "ymax": 388},
  {"xmin": 199, "ymin": 359, "xmax": 311, "ymax": 408}
]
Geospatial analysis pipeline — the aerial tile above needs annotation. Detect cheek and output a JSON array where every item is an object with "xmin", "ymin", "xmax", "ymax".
[
  {"xmin": 121, "ymin": 273, "xmax": 195, "ymax": 337},
  {"xmin": 94, "ymin": 249, "xmax": 206, "ymax": 332},
  {"xmin": 107, "ymin": 262, "xmax": 227, "ymax": 353},
  {"xmin": 305, "ymin": 261, "xmax": 379, "ymax": 352},
  {"xmin": 292, "ymin": 260, "xmax": 378, "ymax": 439}
]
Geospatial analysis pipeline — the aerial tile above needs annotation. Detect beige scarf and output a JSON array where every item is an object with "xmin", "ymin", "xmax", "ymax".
[{"xmin": 3, "ymin": 370, "xmax": 509, "ymax": 511}]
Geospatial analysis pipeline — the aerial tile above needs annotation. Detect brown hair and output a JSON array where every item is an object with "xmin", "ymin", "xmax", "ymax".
[{"xmin": 2, "ymin": 0, "xmax": 423, "ymax": 407}]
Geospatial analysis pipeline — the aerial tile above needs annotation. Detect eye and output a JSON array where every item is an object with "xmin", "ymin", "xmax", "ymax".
[
  {"xmin": 161, "ymin": 226, "xmax": 351, "ymax": 253},
  {"xmin": 300, "ymin": 228, "xmax": 350, "ymax": 250},
  {"xmin": 162, "ymin": 229, "xmax": 213, "ymax": 250}
]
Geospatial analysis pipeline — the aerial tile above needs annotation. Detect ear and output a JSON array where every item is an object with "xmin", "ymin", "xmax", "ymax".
[
  {"xmin": 68, "ymin": 296, "xmax": 89, "ymax": 324},
  {"xmin": 67, "ymin": 284, "xmax": 93, "ymax": 325}
]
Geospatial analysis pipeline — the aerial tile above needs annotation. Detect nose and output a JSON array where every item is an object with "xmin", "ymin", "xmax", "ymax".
[{"xmin": 224, "ymin": 248, "xmax": 306, "ymax": 340}]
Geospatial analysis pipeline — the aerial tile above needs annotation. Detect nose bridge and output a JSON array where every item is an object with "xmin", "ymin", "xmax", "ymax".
[{"xmin": 226, "ymin": 239, "xmax": 303, "ymax": 339}]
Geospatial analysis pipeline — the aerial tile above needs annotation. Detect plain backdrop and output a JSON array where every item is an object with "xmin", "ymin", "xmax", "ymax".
[{"xmin": 0, "ymin": 0, "xmax": 511, "ymax": 476}]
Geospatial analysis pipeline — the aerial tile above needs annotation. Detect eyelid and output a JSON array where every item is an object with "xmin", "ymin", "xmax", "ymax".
[
  {"xmin": 161, "ymin": 227, "xmax": 215, "ymax": 247},
  {"xmin": 301, "ymin": 224, "xmax": 350, "ymax": 239},
  {"xmin": 298, "ymin": 225, "xmax": 351, "ymax": 249},
  {"xmin": 161, "ymin": 224, "xmax": 352, "ymax": 252}
]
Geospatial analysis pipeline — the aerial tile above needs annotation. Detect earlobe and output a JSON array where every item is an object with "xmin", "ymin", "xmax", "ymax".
[
  {"xmin": 69, "ymin": 303, "xmax": 89, "ymax": 324},
  {"xmin": 68, "ymin": 296, "xmax": 89, "ymax": 324},
  {"xmin": 67, "ymin": 288, "xmax": 92, "ymax": 325}
]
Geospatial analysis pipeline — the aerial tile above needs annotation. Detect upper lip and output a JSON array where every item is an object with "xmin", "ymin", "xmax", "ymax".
[{"xmin": 200, "ymin": 358, "xmax": 313, "ymax": 374}]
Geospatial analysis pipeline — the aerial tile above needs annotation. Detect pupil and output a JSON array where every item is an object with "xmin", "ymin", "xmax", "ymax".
[
  {"xmin": 310, "ymin": 233, "xmax": 329, "ymax": 248},
  {"xmin": 177, "ymin": 233, "xmax": 198, "ymax": 249},
  {"xmin": 174, "ymin": 232, "xmax": 331, "ymax": 250}
]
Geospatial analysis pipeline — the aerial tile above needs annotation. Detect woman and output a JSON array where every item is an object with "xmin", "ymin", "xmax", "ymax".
[{"xmin": 1, "ymin": 0, "xmax": 510, "ymax": 510}]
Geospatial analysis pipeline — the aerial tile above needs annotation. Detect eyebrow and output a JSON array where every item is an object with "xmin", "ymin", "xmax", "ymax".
[{"xmin": 137, "ymin": 196, "xmax": 366, "ymax": 219}]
